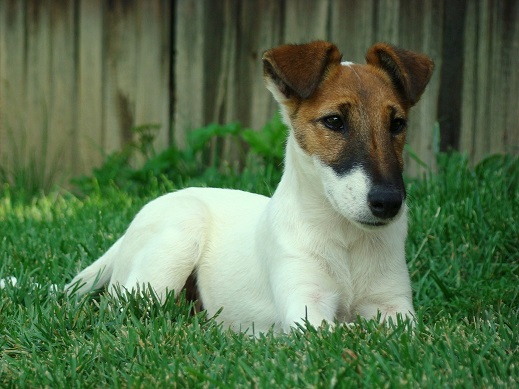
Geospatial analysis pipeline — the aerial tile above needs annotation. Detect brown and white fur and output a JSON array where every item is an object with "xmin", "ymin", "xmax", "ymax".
[{"xmin": 65, "ymin": 41, "xmax": 434, "ymax": 333}]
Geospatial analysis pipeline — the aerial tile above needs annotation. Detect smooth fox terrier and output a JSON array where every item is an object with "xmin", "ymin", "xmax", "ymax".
[{"xmin": 65, "ymin": 41, "xmax": 434, "ymax": 332}]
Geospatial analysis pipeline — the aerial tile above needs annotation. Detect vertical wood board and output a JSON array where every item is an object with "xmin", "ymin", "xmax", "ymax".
[
  {"xmin": 48, "ymin": 1, "xmax": 76, "ymax": 181},
  {"xmin": 25, "ymin": 0, "xmax": 52, "ymax": 182},
  {"xmin": 174, "ymin": 0, "xmax": 206, "ymax": 147},
  {"xmin": 0, "ymin": 1, "xmax": 27, "ymax": 173},
  {"xmin": 77, "ymin": 0, "xmax": 104, "ymax": 174}
]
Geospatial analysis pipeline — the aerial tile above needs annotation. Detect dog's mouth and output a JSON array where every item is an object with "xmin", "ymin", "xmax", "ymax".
[
  {"xmin": 355, "ymin": 212, "xmax": 404, "ymax": 228},
  {"xmin": 357, "ymin": 219, "xmax": 388, "ymax": 228}
]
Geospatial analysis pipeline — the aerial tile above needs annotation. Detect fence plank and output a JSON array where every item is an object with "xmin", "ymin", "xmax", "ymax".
[
  {"xmin": 284, "ymin": 0, "xmax": 330, "ymax": 42},
  {"xmin": 504, "ymin": 2, "xmax": 519, "ymax": 155},
  {"xmin": 0, "ymin": 0, "xmax": 5, "ymax": 169},
  {"xmin": 238, "ymin": 0, "xmax": 284, "ymax": 130},
  {"xmin": 330, "ymin": 0, "xmax": 376, "ymax": 63},
  {"xmin": 0, "ymin": 0, "xmax": 27, "ymax": 176},
  {"xmin": 473, "ymin": 0, "xmax": 492, "ymax": 162},
  {"xmin": 399, "ymin": 0, "xmax": 444, "ymax": 176},
  {"xmin": 174, "ymin": 0, "xmax": 206, "ymax": 147},
  {"xmin": 461, "ymin": 0, "xmax": 497, "ymax": 162},
  {"xmin": 205, "ymin": 0, "xmax": 236, "ymax": 125},
  {"xmin": 135, "ymin": 0, "xmax": 171, "ymax": 150},
  {"xmin": 459, "ymin": 0, "xmax": 478, "ymax": 158},
  {"xmin": 48, "ymin": 1, "xmax": 76, "ymax": 181},
  {"xmin": 459, "ymin": 0, "xmax": 519, "ymax": 161},
  {"xmin": 488, "ymin": 1, "xmax": 519, "ymax": 156},
  {"xmin": 437, "ymin": 0, "xmax": 466, "ymax": 152},
  {"xmin": 77, "ymin": 0, "xmax": 104, "ymax": 175},
  {"xmin": 488, "ymin": 1, "xmax": 505, "ymax": 157},
  {"xmin": 103, "ymin": 0, "xmax": 137, "ymax": 154},
  {"xmin": 26, "ymin": 0, "xmax": 53, "ymax": 184},
  {"xmin": 373, "ymin": 0, "xmax": 400, "ymax": 43},
  {"xmin": 211, "ymin": 0, "xmax": 240, "ymax": 162}
]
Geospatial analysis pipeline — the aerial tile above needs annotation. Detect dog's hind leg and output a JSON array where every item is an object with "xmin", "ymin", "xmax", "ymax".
[
  {"xmin": 113, "ymin": 228, "xmax": 203, "ymax": 301},
  {"xmin": 108, "ymin": 194, "xmax": 211, "ymax": 302}
]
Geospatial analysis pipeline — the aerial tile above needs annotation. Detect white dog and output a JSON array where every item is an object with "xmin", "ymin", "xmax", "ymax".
[{"xmin": 65, "ymin": 41, "xmax": 434, "ymax": 333}]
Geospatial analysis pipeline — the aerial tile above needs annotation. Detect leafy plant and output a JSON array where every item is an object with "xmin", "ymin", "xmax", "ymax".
[
  {"xmin": 241, "ymin": 113, "xmax": 287, "ymax": 167},
  {"xmin": 72, "ymin": 115, "xmax": 287, "ymax": 196}
]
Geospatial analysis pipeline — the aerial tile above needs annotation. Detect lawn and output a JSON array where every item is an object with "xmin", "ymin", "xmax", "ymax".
[{"xmin": 0, "ymin": 127, "xmax": 517, "ymax": 387}]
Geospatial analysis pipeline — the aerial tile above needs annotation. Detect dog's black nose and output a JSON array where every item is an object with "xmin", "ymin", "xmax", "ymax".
[{"xmin": 367, "ymin": 188, "xmax": 403, "ymax": 219}]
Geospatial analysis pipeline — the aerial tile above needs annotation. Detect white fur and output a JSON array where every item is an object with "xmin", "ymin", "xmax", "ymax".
[
  {"xmin": 319, "ymin": 164, "xmax": 372, "ymax": 225},
  {"xmin": 61, "ymin": 54, "xmax": 415, "ymax": 334},
  {"xmin": 318, "ymin": 163, "xmax": 405, "ymax": 228},
  {"xmin": 63, "ymin": 128, "xmax": 414, "ymax": 333},
  {"xmin": 341, "ymin": 60, "xmax": 354, "ymax": 67}
]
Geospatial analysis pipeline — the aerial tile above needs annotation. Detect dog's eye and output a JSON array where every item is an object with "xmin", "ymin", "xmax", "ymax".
[
  {"xmin": 390, "ymin": 118, "xmax": 406, "ymax": 135},
  {"xmin": 322, "ymin": 116, "xmax": 344, "ymax": 131}
]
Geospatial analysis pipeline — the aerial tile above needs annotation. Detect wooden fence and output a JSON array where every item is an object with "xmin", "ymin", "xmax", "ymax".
[{"xmin": 0, "ymin": 0, "xmax": 517, "ymax": 187}]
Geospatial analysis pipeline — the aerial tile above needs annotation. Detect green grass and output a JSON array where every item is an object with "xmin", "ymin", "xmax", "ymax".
[{"xmin": 0, "ymin": 152, "xmax": 517, "ymax": 388}]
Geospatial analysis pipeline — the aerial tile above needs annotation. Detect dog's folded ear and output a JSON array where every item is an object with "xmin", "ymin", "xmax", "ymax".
[
  {"xmin": 366, "ymin": 43, "xmax": 434, "ymax": 107},
  {"xmin": 263, "ymin": 41, "xmax": 342, "ymax": 100}
]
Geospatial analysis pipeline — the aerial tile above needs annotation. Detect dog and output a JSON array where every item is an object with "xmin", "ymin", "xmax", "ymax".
[{"xmin": 65, "ymin": 41, "xmax": 434, "ymax": 333}]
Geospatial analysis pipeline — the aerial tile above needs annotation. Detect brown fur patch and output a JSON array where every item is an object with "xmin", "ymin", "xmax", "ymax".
[
  {"xmin": 263, "ymin": 42, "xmax": 433, "ymax": 183},
  {"xmin": 263, "ymin": 41, "xmax": 342, "ymax": 99},
  {"xmin": 287, "ymin": 63, "xmax": 408, "ymax": 180},
  {"xmin": 366, "ymin": 43, "xmax": 434, "ymax": 106}
]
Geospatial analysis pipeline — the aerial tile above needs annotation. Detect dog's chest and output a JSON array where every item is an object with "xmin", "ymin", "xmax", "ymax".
[
  {"xmin": 314, "ymin": 230, "xmax": 381, "ymax": 319},
  {"xmin": 310, "ymin": 240, "xmax": 355, "ymax": 312}
]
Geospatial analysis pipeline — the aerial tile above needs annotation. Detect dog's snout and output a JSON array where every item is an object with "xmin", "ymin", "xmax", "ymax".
[{"xmin": 367, "ymin": 188, "xmax": 403, "ymax": 219}]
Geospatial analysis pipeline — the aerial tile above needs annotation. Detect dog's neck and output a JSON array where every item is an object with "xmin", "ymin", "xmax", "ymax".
[
  {"xmin": 265, "ymin": 131, "xmax": 364, "ymax": 259},
  {"xmin": 270, "ymin": 132, "xmax": 344, "ymax": 225},
  {"xmin": 278, "ymin": 133, "xmax": 321, "ymax": 193}
]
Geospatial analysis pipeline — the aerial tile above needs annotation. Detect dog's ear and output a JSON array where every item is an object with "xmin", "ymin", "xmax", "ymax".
[
  {"xmin": 366, "ymin": 43, "xmax": 434, "ymax": 106},
  {"xmin": 263, "ymin": 41, "xmax": 342, "ymax": 100}
]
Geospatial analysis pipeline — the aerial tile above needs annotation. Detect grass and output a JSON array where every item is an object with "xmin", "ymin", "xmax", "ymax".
[{"xmin": 0, "ymin": 148, "xmax": 517, "ymax": 387}]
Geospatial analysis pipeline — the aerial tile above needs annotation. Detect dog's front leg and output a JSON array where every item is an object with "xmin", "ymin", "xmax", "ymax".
[
  {"xmin": 269, "ymin": 258, "xmax": 340, "ymax": 332},
  {"xmin": 354, "ymin": 266, "xmax": 415, "ymax": 325}
]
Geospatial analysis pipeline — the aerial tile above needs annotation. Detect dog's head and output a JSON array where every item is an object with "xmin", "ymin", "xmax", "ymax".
[{"xmin": 263, "ymin": 41, "xmax": 434, "ymax": 228}]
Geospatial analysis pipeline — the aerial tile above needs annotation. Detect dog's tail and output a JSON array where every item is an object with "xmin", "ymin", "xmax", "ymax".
[{"xmin": 65, "ymin": 237, "xmax": 122, "ymax": 296}]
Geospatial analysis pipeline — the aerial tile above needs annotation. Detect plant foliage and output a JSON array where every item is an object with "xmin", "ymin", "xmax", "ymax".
[{"xmin": 72, "ymin": 115, "xmax": 287, "ymax": 197}]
